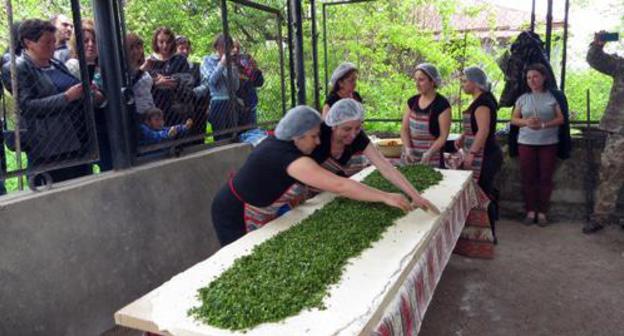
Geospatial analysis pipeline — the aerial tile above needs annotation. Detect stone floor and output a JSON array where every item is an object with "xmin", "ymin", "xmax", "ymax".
[{"xmin": 420, "ymin": 219, "xmax": 624, "ymax": 336}]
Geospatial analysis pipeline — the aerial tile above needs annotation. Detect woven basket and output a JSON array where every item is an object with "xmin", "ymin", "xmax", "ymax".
[{"xmin": 374, "ymin": 138, "xmax": 403, "ymax": 158}]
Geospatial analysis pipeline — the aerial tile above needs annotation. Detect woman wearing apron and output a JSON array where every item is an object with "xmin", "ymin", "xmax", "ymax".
[
  {"xmin": 322, "ymin": 62, "xmax": 363, "ymax": 118},
  {"xmin": 309, "ymin": 99, "xmax": 439, "ymax": 214},
  {"xmin": 211, "ymin": 106, "xmax": 430, "ymax": 247},
  {"xmin": 400, "ymin": 63, "xmax": 451, "ymax": 168},
  {"xmin": 454, "ymin": 66, "xmax": 503, "ymax": 258}
]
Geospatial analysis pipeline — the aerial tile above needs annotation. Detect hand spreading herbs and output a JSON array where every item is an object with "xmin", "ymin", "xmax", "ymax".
[{"xmin": 188, "ymin": 165, "xmax": 443, "ymax": 330}]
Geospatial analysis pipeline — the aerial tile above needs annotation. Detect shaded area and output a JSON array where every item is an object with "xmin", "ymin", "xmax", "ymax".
[{"xmin": 421, "ymin": 219, "xmax": 624, "ymax": 336}]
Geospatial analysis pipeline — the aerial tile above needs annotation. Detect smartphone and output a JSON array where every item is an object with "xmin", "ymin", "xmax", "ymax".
[{"xmin": 598, "ymin": 32, "xmax": 619, "ymax": 42}]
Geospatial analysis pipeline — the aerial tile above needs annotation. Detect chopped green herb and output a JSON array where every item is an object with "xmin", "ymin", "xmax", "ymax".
[{"xmin": 189, "ymin": 165, "xmax": 443, "ymax": 330}]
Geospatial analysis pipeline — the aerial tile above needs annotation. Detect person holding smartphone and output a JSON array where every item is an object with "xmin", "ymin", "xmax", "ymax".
[{"xmin": 583, "ymin": 30, "xmax": 624, "ymax": 234}]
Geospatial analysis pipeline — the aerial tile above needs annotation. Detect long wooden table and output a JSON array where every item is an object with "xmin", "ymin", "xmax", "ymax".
[{"xmin": 115, "ymin": 168, "xmax": 477, "ymax": 336}]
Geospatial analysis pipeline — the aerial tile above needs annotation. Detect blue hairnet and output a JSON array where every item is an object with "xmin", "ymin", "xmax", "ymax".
[
  {"xmin": 275, "ymin": 105, "xmax": 322, "ymax": 141},
  {"xmin": 415, "ymin": 63, "xmax": 442, "ymax": 87},
  {"xmin": 463, "ymin": 66, "xmax": 491, "ymax": 92},
  {"xmin": 325, "ymin": 98, "xmax": 365, "ymax": 127}
]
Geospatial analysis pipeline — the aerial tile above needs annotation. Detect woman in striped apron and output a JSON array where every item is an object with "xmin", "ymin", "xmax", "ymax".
[
  {"xmin": 308, "ymin": 99, "xmax": 439, "ymax": 214},
  {"xmin": 453, "ymin": 67, "xmax": 503, "ymax": 258},
  {"xmin": 400, "ymin": 63, "xmax": 451, "ymax": 168},
  {"xmin": 211, "ymin": 106, "xmax": 424, "ymax": 247}
]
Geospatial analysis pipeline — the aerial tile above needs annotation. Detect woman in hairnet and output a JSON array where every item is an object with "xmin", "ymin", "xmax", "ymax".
[
  {"xmin": 310, "ymin": 98, "xmax": 438, "ymax": 212},
  {"xmin": 453, "ymin": 66, "xmax": 503, "ymax": 254},
  {"xmin": 401, "ymin": 63, "xmax": 452, "ymax": 167},
  {"xmin": 212, "ymin": 106, "xmax": 418, "ymax": 247},
  {"xmin": 322, "ymin": 62, "xmax": 362, "ymax": 118}
]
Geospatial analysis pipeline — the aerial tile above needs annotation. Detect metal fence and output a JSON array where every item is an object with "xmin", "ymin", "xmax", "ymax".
[{"xmin": 0, "ymin": 0, "xmax": 609, "ymax": 197}]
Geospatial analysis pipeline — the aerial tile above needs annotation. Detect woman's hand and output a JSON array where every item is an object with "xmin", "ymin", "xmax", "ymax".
[
  {"xmin": 526, "ymin": 116, "xmax": 542, "ymax": 130},
  {"xmin": 402, "ymin": 147, "xmax": 417, "ymax": 164},
  {"xmin": 454, "ymin": 135, "xmax": 464, "ymax": 151},
  {"xmin": 154, "ymin": 74, "xmax": 177, "ymax": 89},
  {"xmin": 410, "ymin": 195, "xmax": 440, "ymax": 215},
  {"xmin": 382, "ymin": 192, "xmax": 414, "ymax": 212},
  {"xmin": 64, "ymin": 84, "xmax": 84, "ymax": 102},
  {"xmin": 463, "ymin": 152, "xmax": 475, "ymax": 169}
]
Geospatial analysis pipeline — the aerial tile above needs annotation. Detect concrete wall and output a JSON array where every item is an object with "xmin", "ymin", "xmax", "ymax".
[
  {"xmin": 496, "ymin": 133, "xmax": 624, "ymax": 221},
  {"xmin": 0, "ymin": 143, "xmax": 252, "ymax": 336}
]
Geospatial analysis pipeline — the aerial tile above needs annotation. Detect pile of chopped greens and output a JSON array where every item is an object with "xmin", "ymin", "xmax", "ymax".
[{"xmin": 189, "ymin": 165, "xmax": 443, "ymax": 330}]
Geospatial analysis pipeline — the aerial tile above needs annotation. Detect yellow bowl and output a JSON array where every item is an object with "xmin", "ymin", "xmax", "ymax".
[{"xmin": 375, "ymin": 138, "xmax": 403, "ymax": 158}]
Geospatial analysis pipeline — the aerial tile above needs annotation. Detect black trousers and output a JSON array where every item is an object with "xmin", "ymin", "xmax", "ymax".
[
  {"xmin": 211, "ymin": 184, "xmax": 246, "ymax": 247},
  {"xmin": 479, "ymin": 145, "xmax": 503, "ymax": 241}
]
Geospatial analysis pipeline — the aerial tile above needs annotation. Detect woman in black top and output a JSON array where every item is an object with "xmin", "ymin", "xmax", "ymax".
[
  {"xmin": 311, "ymin": 98, "xmax": 438, "ymax": 212},
  {"xmin": 401, "ymin": 63, "xmax": 451, "ymax": 167},
  {"xmin": 322, "ymin": 62, "xmax": 363, "ymax": 118},
  {"xmin": 142, "ymin": 26, "xmax": 191, "ymax": 126},
  {"xmin": 454, "ymin": 66, "xmax": 503, "ymax": 249},
  {"xmin": 212, "ymin": 106, "xmax": 417, "ymax": 247}
]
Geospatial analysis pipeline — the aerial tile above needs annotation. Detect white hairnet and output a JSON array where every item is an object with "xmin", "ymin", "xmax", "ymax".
[
  {"xmin": 325, "ymin": 98, "xmax": 365, "ymax": 127},
  {"xmin": 415, "ymin": 63, "xmax": 442, "ymax": 87},
  {"xmin": 330, "ymin": 62, "xmax": 357, "ymax": 88},
  {"xmin": 274, "ymin": 105, "xmax": 322, "ymax": 141},
  {"xmin": 463, "ymin": 66, "xmax": 491, "ymax": 92}
]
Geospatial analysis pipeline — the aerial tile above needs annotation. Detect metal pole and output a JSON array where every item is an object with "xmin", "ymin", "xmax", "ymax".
[
  {"xmin": 530, "ymin": 0, "xmax": 536, "ymax": 32},
  {"xmin": 286, "ymin": 0, "xmax": 297, "ymax": 107},
  {"xmin": 220, "ymin": 0, "xmax": 238, "ymax": 138},
  {"xmin": 70, "ymin": 0, "xmax": 99, "ymax": 162},
  {"xmin": 560, "ymin": 0, "xmax": 570, "ymax": 91},
  {"xmin": 276, "ymin": 15, "xmax": 287, "ymax": 115},
  {"xmin": 545, "ymin": 0, "xmax": 553, "ymax": 60},
  {"xmin": 4, "ymin": 0, "xmax": 23, "ymax": 190},
  {"xmin": 93, "ymin": 0, "xmax": 133, "ymax": 169},
  {"xmin": 586, "ymin": 89, "xmax": 591, "ymax": 129},
  {"xmin": 291, "ymin": 0, "xmax": 306, "ymax": 105},
  {"xmin": 311, "ymin": 0, "xmax": 320, "ymax": 111},
  {"xmin": 322, "ymin": 4, "xmax": 329, "ymax": 99}
]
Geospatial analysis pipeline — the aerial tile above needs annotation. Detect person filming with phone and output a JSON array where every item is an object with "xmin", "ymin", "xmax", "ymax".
[{"xmin": 583, "ymin": 30, "xmax": 624, "ymax": 234}]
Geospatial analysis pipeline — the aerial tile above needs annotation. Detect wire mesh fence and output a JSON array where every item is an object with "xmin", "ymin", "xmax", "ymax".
[
  {"xmin": 0, "ymin": 0, "xmax": 612, "ymax": 197},
  {"xmin": 1, "ymin": 1, "xmax": 100, "ymax": 193}
]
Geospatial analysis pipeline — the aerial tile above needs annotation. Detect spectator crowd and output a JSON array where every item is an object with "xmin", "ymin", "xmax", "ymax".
[{"xmin": 0, "ymin": 16, "xmax": 265, "ymax": 191}]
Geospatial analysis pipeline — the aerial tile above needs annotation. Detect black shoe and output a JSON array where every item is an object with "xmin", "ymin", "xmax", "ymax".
[{"xmin": 582, "ymin": 222, "xmax": 604, "ymax": 234}]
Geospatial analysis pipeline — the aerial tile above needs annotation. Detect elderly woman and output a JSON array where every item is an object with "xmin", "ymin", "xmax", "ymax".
[
  {"xmin": 511, "ymin": 63, "xmax": 566, "ymax": 226},
  {"xmin": 143, "ymin": 26, "xmax": 191, "ymax": 126},
  {"xmin": 15, "ymin": 19, "xmax": 93, "ymax": 183},
  {"xmin": 454, "ymin": 66, "xmax": 503, "ymax": 255},
  {"xmin": 401, "ymin": 63, "xmax": 451, "ymax": 167},
  {"xmin": 64, "ymin": 19, "xmax": 111, "ymax": 171},
  {"xmin": 322, "ymin": 62, "xmax": 362, "ymax": 118},
  {"xmin": 311, "ymin": 98, "xmax": 437, "ymax": 210},
  {"xmin": 200, "ymin": 34, "xmax": 240, "ymax": 141},
  {"xmin": 212, "ymin": 106, "xmax": 420, "ymax": 246}
]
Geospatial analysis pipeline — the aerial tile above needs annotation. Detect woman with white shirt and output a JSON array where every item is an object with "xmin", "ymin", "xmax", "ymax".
[{"xmin": 511, "ymin": 63, "xmax": 565, "ymax": 226}]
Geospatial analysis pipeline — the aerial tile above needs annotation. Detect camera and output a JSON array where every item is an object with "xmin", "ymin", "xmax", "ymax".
[{"xmin": 597, "ymin": 32, "xmax": 619, "ymax": 42}]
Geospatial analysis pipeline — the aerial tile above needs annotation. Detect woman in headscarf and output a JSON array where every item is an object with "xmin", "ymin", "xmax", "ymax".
[
  {"xmin": 453, "ymin": 66, "xmax": 503, "ymax": 257},
  {"xmin": 322, "ymin": 62, "xmax": 362, "ymax": 118},
  {"xmin": 401, "ymin": 63, "xmax": 451, "ymax": 167},
  {"xmin": 310, "ymin": 98, "xmax": 437, "ymax": 214}
]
